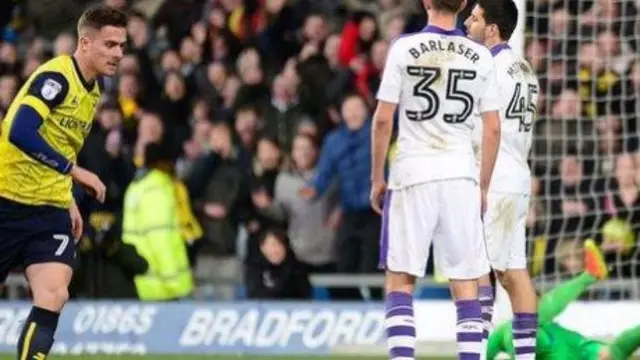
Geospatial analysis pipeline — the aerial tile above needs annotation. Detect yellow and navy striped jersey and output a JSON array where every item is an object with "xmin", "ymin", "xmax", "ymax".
[{"xmin": 0, "ymin": 55, "xmax": 102, "ymax": 208}]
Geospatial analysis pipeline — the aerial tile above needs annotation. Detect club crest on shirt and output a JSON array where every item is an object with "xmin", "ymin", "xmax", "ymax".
[{"xmin": 41, "ymin": 79, "xmax": 62, "ymax": 101}]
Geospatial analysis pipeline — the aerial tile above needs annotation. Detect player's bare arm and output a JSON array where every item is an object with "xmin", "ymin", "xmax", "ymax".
[
  {"xmin": 370, "ymin": 100, "xmax": 396, "ymax": 214},
  {"xmin": 479, "ymin": 109, "xmax": 500, "ymax": 213},
  {"xmin": 70, "ymin": 165, "xmax": 106, "ymax": 203},
  {"xmin": 69, "ymin": 198, "xmax": 83, "ymax": 241}
]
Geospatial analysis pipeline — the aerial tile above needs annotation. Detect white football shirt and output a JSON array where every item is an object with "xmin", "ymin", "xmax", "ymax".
[
  {"xmin": 472, "ymin": 43, "xmax": 539, "ymax": 195},
  {"xmin": 377, "ymin": 26, "xmax": 501, "ymax": 190}
]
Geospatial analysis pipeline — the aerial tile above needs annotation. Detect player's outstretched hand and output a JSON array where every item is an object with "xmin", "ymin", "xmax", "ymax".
[
  {"xmin": 370, "ymin": 180, "xmax": 387, "ymax": 215},
  {"xmin": 70, "ymin": 165, "xmax": 107, "ymax": 203},
  {"xmin": 69, "ymin": 200, "xmax": 83, "ymax": 242}
]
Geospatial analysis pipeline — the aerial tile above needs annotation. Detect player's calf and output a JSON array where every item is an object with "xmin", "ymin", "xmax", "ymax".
[
  {"xmin": 497, "ymin": 269, "xmax": 537, "ymax": 360},
  {"xmin": 384, "ymin": 271, "xmax": 416, "ymax": 360},
  {"xmin": 18, "ymin": 263, "xmax": 72, "ymax": 360},
  {"xmin": 449, "ymin": 280, "xmax": 484, "ymax": 360},
  {"xmin": 477, "ymin": 274, "xmax": 494, "ymax": 342}
]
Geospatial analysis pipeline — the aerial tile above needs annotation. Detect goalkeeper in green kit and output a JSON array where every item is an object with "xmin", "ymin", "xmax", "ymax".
[{"xmin": 487, "ymin": 240, "xmax": 640, "ymax": 359}]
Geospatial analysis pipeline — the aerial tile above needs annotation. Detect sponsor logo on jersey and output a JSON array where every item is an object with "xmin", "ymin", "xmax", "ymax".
[{"xmin": 59, "ymin": 117, "xmax": 92, "ymax": 134}]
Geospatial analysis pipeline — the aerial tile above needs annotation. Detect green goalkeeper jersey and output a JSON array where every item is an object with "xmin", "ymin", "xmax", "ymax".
[{"xmin": 487, "ymin": 321, "xmax": 604, "ymax": 360}]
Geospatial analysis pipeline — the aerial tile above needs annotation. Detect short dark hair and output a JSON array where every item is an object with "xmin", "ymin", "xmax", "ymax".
[
  {"xmin": 144, "ymin": 142, "xmax": 175, "ymax": 167},
  {"xmin": 259, "ymin": 227, "xmax": 290, "ymax": 248},
  {"xmin": 77, "ymin": 5, "xmax": 128, "ymax": 34},
  {"xmin": 477, "ymin": 0, "xmax": 519, "ymax": 41},
  {"xmin": 431, "ymin": 0, "xmax": 465, "ymax": 13}
]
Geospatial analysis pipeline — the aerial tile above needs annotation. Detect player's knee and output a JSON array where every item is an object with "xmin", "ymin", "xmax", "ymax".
[
  {"xmin": 32, "ymin": 285, "xmax": 69, "ymax": 311},
  {"xmin": 449, "ymin": 279, "xmax": 479, "ymax": 301},
  {"xmin": 477, "ymin": 273, "xmax": 491, "ymax": 287},
  {"xmin": 26, "ymin": 263, "xmax": 73, "ymax": 311},
  {"xmin": 503, "ymin": 269, "xmax": 534, "ymax": 291},
  {"xmin": 495, "ymin": 270, "xmax": 510, "ymax": 289},
  {"xmin": 384, "ymin": 271, "xmax": 415, "ymax": 295}
]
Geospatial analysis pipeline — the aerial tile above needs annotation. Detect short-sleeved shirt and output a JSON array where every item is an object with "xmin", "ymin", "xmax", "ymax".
[
  {"xmin": 0, "ymin": 55, "xmax": 103, "ymax": 208},
  {"xmin": 471, "ymin": 44, "xmax": 540, "ymax": 195},
  {"xmin": 376, "ymin": 26, "xmax": 500, "ymax": 190}
]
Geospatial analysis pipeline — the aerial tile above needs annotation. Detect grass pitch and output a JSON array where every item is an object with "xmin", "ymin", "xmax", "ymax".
[
  {"xmin": 1, "ymin": 355, "xmax": 639, "ymax": 360},
  {"xmin": 0, "ymin": 356, "xmax": 455, "ymax": 360}
]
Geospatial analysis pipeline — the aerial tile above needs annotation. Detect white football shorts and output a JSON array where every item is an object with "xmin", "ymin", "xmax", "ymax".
[
  {"xmin": 483, "ymin": 191, "xmax": 530, "ymax": 271},
  {"xmin": 379, "ymin": 179, "xmax": 490, "ymax": 279}
]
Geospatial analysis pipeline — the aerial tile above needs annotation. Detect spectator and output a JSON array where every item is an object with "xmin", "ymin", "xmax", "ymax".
[
  {"xmin": 178, "ymin": 109, "xmax": 212, "ymax": 179},
  {"xmin": 126, "ymin": 11, "xmax": 161, "ymax": 98},
  {"xmin": 21, "ymin": 56, "xmax": 42, "ymax": 81},
  {"xmin": 595, "ymin": 115, "xmax": 623, "ymax": 175},
  {"xmin": 547, "ymin": 154, "xmax": 598, "ymax": 240},
  {"xmin": 601, "ymin": 217, "xmax": 638, "ymax": 280},
  {"xmin": 71, "ymin": 213, "xmax": 148, "ymax": 299},
  {"xmin": 122, "ymin": 143, "xmax": 194, "ymax": 301},
  {"xmin": 301, "ymin": 94, "xmax": 380, "ymax": 278},
  {"xmin": 188, "ymin": 122, "xmax": 245, "ymax": 300},
  {"xmin": 0, "ymin": 74, "xmax": 18, "ymax": 111},
  {"xmin": 53, "ymin": 33, "xmax": 75, "ymax": 56},
  {"xmin": 78, "ymin": 102, "xmax": 135, "ymax": 213},
  {"xmin": 253, "ymin": 133, "xmax": 339, "ymax": 273},
  {"xmin": 133, "ymin": 112, "xmax": 164, "ymax": 168},
  {"xmin": 157, "ymin": 71, "xmax": 192, "ymax": 134},
  {"xmin": 233, "ymin": 105, "xmax": 260, "ymax": 169},
  {"xmin": 554, "ymin": 238, "xmax": 585, "ymax": 278},
  {"xmin": 601, "ymin": 153, "xmax": 640, "ymax": 278},
  {"xmin": 262, "ymin": 74, "xmax": 308, "ymax": 152},
  {"xmin": 245, "ymin": 228, "xmax": 312, "ymax": 300},
  {"xmin": 117, "ymin": 72, "xmax": 144, "ymax": 140},
  {"xmin": 243, "ymin": 136, "xmax": 286, "ymax": 261},
  {"xmin": 196, "ymin": 61, "xmax": 227, "ymax": 105}
]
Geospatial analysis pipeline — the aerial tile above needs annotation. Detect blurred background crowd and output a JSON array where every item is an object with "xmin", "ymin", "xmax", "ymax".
[{"xmin": 0, "ymin": 0, "xmax": 638, "ymax": 301}]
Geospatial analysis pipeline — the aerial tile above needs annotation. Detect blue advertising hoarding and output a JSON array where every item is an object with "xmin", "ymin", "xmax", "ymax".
[{"xmin": 0, "ymin": 301, "xmax": 385, "ymax": 355}]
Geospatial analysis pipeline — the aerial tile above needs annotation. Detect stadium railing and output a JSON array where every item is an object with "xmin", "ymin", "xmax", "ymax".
[{"xmin": 4, "ymin": 273, "xmax": 638, "ymax": 300}]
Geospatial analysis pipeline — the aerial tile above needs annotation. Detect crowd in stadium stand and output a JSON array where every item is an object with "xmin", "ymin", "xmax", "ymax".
[
  {"xmin": 526, "ymin": 0, "xmax": 640, "ymax": 288},
  {"xmin": 0, "ymin": 0, "xmax": 638, "ymax": 300}
]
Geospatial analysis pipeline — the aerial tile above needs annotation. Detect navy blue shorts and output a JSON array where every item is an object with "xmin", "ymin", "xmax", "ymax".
[{"xmin": 0, "ymin": 197, "xmax": 76, "ymax": 282}]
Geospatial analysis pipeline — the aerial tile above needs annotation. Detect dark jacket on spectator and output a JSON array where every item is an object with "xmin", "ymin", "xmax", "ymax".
[
  {"xmin": 245, "ymin": 242, "xmax": 312, "ymax": 300},
  {"xmin": 78, "ymin": 126, "xmax": 136, "ymax": 213},
  {"xmin": 600, "ymin": 179, "xmax": 640, "ymax": 279},
  {"xmin": 546, "ymin": 177, "xmax": 598, "ymax": 239},
  {"xmin": 296, "ymin": 54, "xmax": 354, "ymax": 131},
  {"xmin": 257, "ymin": 4, "xmax": 300, "ymax": 71},
  {"xmin": 243, "ymin": 161, "xmax": 284, "ymax": 261},
  {"xmin": 313, "ymin": 120, "xmax": 372, "ymax": 211},
  {"xmin": 234, "ymin": 83, "xmax": 271, "ymax": 112},
  {"xmin": 262, "ymin": 101, "xmax": 307, "ymax": 152},
  {"xmin": 70, "ymin": 213, "xmax": 148, "ymax": 299},
  {"xmin": 188, "ymin": 151, "xmax": 245, "ymax": 255},
  {"xmin": 153, "ymin": 0, "xmax": 202, "ymax": 48}
]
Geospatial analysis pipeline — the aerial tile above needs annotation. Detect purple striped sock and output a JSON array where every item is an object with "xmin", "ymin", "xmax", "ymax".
[
  {"xmin": 455, "ymin": 299, "xmax": 483, "ymax": 360},
  {"xmin": 478, "ymin": 286, "xmax": 494, "ymax": 341},
  {"xmin": 385, "ymin": 292, "xmax": 415, "ymax": 360},
  {"xmin": 513, "ymin": 312, "xmax": 537, "ymax": 360}
]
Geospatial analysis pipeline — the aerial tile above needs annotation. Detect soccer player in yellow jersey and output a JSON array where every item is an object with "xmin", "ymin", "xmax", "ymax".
[{"xmin": 0, "ymin": 5, "xmax": 127, "ymax": 359}]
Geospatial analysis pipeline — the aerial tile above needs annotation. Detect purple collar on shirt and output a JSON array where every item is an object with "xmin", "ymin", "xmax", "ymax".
[
  {"xmin": 490, "ymin": 43, "xmax": 511, "ymax": 57},
  {"xmin": 422, "ymin": 25, "xmax": 465, "ymax": 37}
]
